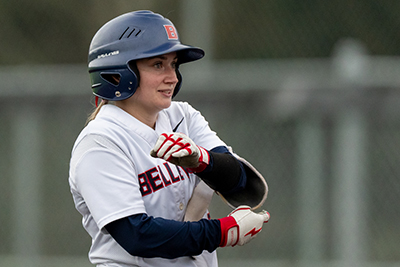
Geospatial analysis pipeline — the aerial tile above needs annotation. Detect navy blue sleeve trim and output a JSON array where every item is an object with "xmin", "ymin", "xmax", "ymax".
[
  {"xmin": 209, "ymin": 146, "xmax": 230, "ymax": 154},
  {"xmin": 105, "ymin": 213, "xmax": 221, "ymax": 259}
]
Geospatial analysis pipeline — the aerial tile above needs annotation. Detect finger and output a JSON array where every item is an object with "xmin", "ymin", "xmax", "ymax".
[
  {"xmin": 156, "ymin": 140, "xmax": 174, "ymax": 158},
  {"xmin": 163, "ymin": 143, "xmax": 185, "ymax": 160},
  {"xmin": 171, "ymin": 146, "xmax": 192, "ymax": 158},
  {"xmin": 156, "ymin": 135, "xmax": 178, "ymax": 159},
  {"xmin": 151, "ymin": 134, "xmax": 168, "ymax": 156}
]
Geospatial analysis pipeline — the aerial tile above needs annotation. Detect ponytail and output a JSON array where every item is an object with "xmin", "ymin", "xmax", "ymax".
[{"xmin": 86, "ymin": 99, "xmax": 109, "ymax": 125}]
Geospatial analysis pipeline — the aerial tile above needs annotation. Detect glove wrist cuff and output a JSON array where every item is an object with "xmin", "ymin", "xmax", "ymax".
[
  {"xmin": 218, "ymin": 216, "xmax": 238, "ymax": 247},
  {"xmin": 187, "ymin": 146, "xmax": 210, "ymax": 173}
]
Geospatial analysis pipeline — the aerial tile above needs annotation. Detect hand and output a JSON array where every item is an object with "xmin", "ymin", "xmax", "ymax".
[
  {"xmin": 219, "ymin": 205, "xmax": 270, "ymax": 247},
  {"xmin": 150, "ymin": 133, "xmax": 210, "ymax": 173}
]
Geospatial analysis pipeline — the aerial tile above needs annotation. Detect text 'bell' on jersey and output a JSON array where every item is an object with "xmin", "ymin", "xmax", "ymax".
[{"xmin": 138, "ymin": 161, "xmax": 191, "ymax": 196}]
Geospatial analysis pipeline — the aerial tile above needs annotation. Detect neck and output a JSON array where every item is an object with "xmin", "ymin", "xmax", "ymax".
[{"xmin": 116, "ymin": 101, "xmax": 158, "ymax": 129}]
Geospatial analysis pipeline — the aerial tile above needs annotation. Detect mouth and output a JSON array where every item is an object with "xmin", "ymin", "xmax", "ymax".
[{"xmin": 158, "ymin": 89, "xmax": 173, "ymax": 97}]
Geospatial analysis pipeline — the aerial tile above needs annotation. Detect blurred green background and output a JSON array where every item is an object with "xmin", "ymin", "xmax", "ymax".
[
  {"xmin": 2, "ymin": 0, "xmax": 400, "ymax": 64},
  {"xmin": 1, "ymin": 1, "xmax": 399, "ymax": 266}
]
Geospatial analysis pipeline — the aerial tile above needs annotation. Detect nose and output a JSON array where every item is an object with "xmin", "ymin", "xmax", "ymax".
[{"xmin": 164, "ymin": 66, "xmax": 179, "ymax": 85}]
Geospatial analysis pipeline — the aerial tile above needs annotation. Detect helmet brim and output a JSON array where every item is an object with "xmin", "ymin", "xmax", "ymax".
[{"xmin": 135, "ymin": 42, "xmax": 204, "ymax": 64}]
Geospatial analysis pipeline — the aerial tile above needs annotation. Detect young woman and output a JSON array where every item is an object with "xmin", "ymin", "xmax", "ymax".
[{"xmin": 69, "ymin": 10, "xmax": 269, "ymax": 267}]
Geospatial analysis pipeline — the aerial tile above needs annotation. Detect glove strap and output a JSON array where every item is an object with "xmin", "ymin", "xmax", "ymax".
[
  {"xmin": 218, "ymin": 216, "xmax": 239, "ymax": 247},
  {"xmin": 187, "ymin": 146, "xmax": 210, "ymax": 173}
]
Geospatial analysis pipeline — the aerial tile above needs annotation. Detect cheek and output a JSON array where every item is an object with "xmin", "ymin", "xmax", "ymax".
[{"xmin": 138, "ymin": 73, "xmax": 159, "ymax": 92}]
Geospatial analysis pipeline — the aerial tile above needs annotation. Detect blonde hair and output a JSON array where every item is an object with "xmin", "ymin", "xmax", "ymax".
[{"xmin": 86, "ymin": 99, "xmax": 109, "ymax": 125}]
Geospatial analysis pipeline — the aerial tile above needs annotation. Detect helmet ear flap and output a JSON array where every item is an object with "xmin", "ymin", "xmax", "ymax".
[
  {"xmin": 128, "ymin": 61, "xmax": 140, "ymax": 87},
  {"xmin": 173, "ymin": 67, "xmax": 182, "ymax": 98},
  {"xmin": 90, "ymin": 67, "xmax": 138, "ymax": 100},
  {"xmin": 100, "ymin": 72, "xmax": 121, "ymax": 86}
]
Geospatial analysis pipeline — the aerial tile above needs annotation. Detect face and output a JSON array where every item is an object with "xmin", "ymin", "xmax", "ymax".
[{"xmin": 128, "ymin": 52, "xmax": 179, "ymax": 116}]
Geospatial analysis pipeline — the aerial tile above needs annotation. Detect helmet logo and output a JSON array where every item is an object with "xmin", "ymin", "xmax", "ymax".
[
  {"xmin": 97, "ymin": 50, "xmax": 120, "ymax": 59},
  {"xmin": 163, "ymin": 25, "xmax": 178, "ymax": 40}
]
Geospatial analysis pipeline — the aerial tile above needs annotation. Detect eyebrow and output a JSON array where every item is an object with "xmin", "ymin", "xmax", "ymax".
[{"xmin": 147, "ymin": 55, "xmax": 178, "ymax": 61}]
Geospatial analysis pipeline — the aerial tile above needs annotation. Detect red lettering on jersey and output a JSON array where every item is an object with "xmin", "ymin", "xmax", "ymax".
[
  {"xmin": 138, "ymin": 164, "xmax": 191, "ymax": 197},
  {"xmin": 138, "ymin": 173, "xmax": 152, "ymax": 196},
  {"xmin": 164, "ymin": 25, "xmax": 178, "ymax": 40},
  {"xmin": 164, "ymin": 163, "xmax": 181, "ymax": 183},
  {"xmin": 158, "ymin": 166, "xmax": 172, "ymax": 186},
  {"xmin": 179, "ymin": 166, "xmax": 190, "ymax": 179},
  {"xmin": 146, "ymin": 167, "xmax": 164, "ymax": 192}
]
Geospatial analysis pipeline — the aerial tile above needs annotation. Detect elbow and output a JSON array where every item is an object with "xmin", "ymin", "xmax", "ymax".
[{"xmin": 124, "ymin": 246, "xmax": 147, "ymax": 257}]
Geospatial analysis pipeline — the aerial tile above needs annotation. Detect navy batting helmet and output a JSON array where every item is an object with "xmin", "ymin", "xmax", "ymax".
[{"xmin": 88, "ymin": 10, "xmax": 204, "ymax": 101}]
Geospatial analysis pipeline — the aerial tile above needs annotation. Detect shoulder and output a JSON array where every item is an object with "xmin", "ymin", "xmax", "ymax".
[
  {"xmin": 165, "ymin": 101, "xmax": 202, "ymax": 121},
  {"xmin": 72, "ymin": 106, "xmax": 130, "ymax": 152}
]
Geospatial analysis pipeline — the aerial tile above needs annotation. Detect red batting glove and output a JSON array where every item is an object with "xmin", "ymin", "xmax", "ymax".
[
  {"xmin": 150, "ymin": 132, "xmax": 210, "ymax": 173},
  {"xmin": 219, "ymin": 205, "xmax": 270, "ymax": 247}
]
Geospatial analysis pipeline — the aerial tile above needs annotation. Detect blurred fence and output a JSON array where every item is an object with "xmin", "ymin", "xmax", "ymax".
[
  {"xmin": 1, "ymin": 0, "xmax": 400, "ymax": 266},
  {"xmin": 1, "ymin": 39, "xmax": 400, "ymax": 267}
]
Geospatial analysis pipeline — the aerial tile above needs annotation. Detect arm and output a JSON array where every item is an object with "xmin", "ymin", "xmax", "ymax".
[
  {"xmin": 197, "ymin": 146, "xmax": 247, "ymax": 194},
  {"xmin": 105, "ymin": 206, "xmax": 270, "ymax": 259},
  {"xmin": 150, "ymin": 132, "xmax": 268, "ymax": 210},
  {"xmin": 105, "ymin": 213, "xmax": 221, "ymax": 259}
]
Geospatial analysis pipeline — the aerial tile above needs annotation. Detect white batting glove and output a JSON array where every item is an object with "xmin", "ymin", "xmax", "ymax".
[
  {"xmin": 150, "ymin": 133, "xmax": 210, "ymax": 173},
  {"xmin": 219, "ymin": 205, "xmax": 270, "ymax": 247}
]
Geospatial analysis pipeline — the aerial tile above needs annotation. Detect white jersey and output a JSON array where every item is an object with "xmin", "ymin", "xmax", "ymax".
[{"xmin": 69, "ymin": 102, "xmax": 226, "ymax": 267}]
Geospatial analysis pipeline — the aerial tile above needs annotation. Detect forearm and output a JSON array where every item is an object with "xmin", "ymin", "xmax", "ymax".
[
  {"xmin": 105, "ymin": 206, "xmax": 270, "ymax": 259},
  {"xmin": 196, "ymin": 146, "xmax": 247, "ymax": 194},
  {"xmin": 105, "ymin": 213, "xmax": 221, "ymax": 259}
]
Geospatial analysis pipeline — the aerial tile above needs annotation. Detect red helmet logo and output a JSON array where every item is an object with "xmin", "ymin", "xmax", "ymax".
[{"xmin": 164, "ymin": 25, "xmax": 178, "ymax": 40}]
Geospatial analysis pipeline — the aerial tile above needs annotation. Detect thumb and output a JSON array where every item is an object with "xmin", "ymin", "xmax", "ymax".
[
  {"xmin": 258, "ymin": 210, "xmax": 270, "ymax": 223},
  {"xmin": 150, "ymin": 149, "xmax": 158, "ymax": 158}
]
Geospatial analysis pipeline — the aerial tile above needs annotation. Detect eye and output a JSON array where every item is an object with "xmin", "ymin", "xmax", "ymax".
[
  {"xmin": 154, "ymin": 62, "xmax": 162, "ymax": 69},
  {"xmin": 171, "ymin": 61, "xmax": 178, "ymax": 69}
]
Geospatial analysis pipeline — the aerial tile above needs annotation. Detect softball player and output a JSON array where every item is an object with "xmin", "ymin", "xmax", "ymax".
[{"xmin": 69, "ymin": 10, "xmax": 269, "ymax": 267}]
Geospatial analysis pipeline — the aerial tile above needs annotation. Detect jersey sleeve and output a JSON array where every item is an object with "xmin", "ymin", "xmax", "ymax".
[
  {"xmin": 71, "ymin": 134, "xmax": 146, "ymax": 230},
  {"xmin": 105, "ymin": 213, "xmax": 221, "ymax": 259}
]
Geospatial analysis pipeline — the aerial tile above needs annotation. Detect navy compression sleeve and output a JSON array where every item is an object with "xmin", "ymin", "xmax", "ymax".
[
  {"xmin": 105, "ymin": 213, "xmax": 221, "ymax": 259},
  {"xmin": 196, "ymin": 146, "xmax": 247, "ymax": 194}
]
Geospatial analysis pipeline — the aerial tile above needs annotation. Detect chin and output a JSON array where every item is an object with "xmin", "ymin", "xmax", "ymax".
[{"xmin": 158, "ymin": 100, "xmax": 172, "ymax": 111}]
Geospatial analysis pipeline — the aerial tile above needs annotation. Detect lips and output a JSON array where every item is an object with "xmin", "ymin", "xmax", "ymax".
[{"xmin": 158, "ymin": 89, "xmax": 173, "ymax": 97}]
